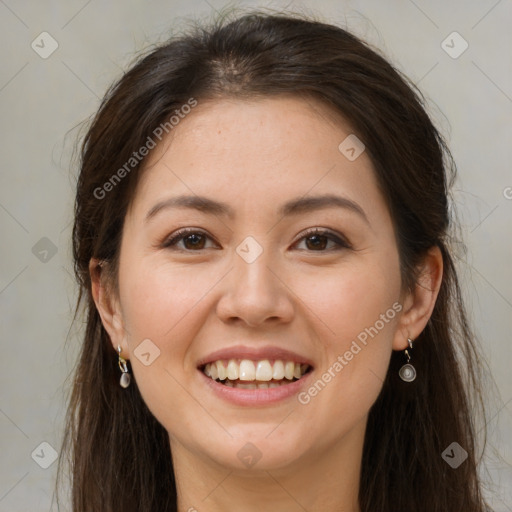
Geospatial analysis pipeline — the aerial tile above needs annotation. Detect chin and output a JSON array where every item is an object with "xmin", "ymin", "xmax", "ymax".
[{"xmin": 194, "ymin": 428, "xmax": 308, "ymax": 471}]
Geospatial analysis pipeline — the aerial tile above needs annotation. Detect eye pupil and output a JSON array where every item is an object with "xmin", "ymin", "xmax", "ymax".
[
  {"xmin": 306, "ymin": 234, "xmax": 327, "ymax": 250},
  {"xmin": 184, "ymin": 234, "xmax": 205, "ymax": 249}
]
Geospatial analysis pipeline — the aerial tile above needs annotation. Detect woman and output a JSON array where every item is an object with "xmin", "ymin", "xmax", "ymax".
[{"xmin": 56, "ymin": 8, "xmax": 493, "ymax": 512}]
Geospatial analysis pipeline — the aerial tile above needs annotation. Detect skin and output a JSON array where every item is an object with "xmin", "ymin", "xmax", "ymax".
[{"xmin": 90, "ymin": 96, "xmax": 443, "ymax": 512}]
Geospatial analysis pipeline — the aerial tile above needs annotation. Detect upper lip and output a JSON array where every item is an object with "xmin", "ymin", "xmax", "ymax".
[{"xmin": 197, "ymin": 345, "xmax": 314, "ymax": 368}]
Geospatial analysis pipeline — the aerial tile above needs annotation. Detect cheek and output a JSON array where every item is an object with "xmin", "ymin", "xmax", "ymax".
[
  {"xmin": 299, "ymin": 253, "xmax": 402, "ymax": 348},
  {"xmin": 119, "ymin": 259, "xmax": 211, "ymax": 341},
  {"xmin": 294, "ymin": 252, "xmax": 401, "ymax": 421},
  {"xmin": 117, "ymin": 261, "xmax": 215, "ymax": 431}
]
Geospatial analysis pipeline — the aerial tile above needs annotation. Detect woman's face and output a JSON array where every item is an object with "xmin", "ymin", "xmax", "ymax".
[{"xmin": 107, "ymin": 96, "xmax": 409, "ymax": 471}]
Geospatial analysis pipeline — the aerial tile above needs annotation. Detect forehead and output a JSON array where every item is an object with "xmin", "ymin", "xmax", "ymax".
[{"xmin": 129, "ymin": 95, "xmax": 384, "ymax": 222}]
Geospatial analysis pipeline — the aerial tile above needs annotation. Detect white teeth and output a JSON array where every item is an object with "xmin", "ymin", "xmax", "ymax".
[
  {"xmin": 202, "ymin": 358, "xmax": 311, "ymax": 385},
  {"xmin": 209, "ymin": 363, "xmax": 218, "ymax": 380},
  {"xmin": 284, "ymin": 361, "xmax": 295, "ymax": 380},
  {"xmin": 226, "ymin": 359, "xmax": 239, "ymax": 380},
  {"xmin": 216, "ymin": 361, "xmax": 227, "ymax": 381},
  {"xmin": 255, "ymin": 360, "xmax": 273, "ymax": 381},
  {"xmin": 239, "ymin": 360, "xmax": 256, "ymax": 381},
  {"xmin": 272, "ymin": 360, "xmax": 285, "ymax": 380}
]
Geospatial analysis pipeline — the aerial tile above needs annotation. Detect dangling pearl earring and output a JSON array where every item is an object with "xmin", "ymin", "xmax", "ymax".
[
  {"xmin": 399, "ymin": 338, "xmax": 416, "ymax": 382},
  {"xmin": 117, "ymin": 345, "xmax": 131, "ymax": 388}
]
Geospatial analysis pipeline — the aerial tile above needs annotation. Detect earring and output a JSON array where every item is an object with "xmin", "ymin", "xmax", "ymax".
[
  {"xmin": 399, "ymin": 338, "xmax": 416, "ymax": 382},
  {"xmin": 117, "ymin": 345, "xmax": 131, "ymax": 388}
]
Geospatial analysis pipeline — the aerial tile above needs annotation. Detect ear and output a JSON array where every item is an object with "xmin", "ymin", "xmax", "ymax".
[
  {"xmin": 89, "ymin": 258, "xmax": 128, "ymax": 357},
  {"xmin": 392, "ymin": 246, "xmax": 443, "ymax": 351}
]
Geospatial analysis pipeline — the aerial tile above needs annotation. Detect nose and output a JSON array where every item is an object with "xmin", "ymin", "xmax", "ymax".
[{"xmin": 216, "ymin": 246, "xmax": 295, "ymax": 328}]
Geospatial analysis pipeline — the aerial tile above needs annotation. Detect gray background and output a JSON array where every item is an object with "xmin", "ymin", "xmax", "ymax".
[{"xmin": 0, "ymin": 0, "xmax": 511, "ymax": 510}]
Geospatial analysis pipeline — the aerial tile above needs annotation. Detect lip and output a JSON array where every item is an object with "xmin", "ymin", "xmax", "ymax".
[
  {"xmin": 199, "ymin": 367, "xmax": 314, "ymax": 406},
  {"xmin": 196, "ymin": 344, "xmax": 314, "ymax": 368}
]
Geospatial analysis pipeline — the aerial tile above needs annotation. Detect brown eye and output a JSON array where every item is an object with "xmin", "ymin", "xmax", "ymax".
[
  {"xmin": 304, "ymin": 234, "xmax": 329, "ymax": 250},
  {"xmin": 181, "ymin": 233, "xmax": 206, "ymax": 250},
  {"xmin": 162, "ymin": 229, "xmax": 216, "ymax": 251},
  {"xmin": 294, "ymin": 228, "xmax": 351, "ymax": 252}
]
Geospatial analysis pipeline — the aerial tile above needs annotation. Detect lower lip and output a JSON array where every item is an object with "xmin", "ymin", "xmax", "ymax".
[{"xmin": 199, "ymin": 369, "xmax": 314, "ymax": 406}]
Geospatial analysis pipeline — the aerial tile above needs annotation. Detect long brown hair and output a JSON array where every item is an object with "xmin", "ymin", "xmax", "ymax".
[{"xmin": 55, "ymin": 7, "xmax": 493, "ymax": 511}]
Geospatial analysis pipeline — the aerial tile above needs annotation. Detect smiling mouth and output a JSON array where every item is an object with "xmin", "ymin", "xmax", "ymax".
[{"xmin": 200, "ymin": 359, "xmax": 313, "ymax": 389}]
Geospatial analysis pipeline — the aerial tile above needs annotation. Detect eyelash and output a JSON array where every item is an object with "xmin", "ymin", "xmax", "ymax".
[{"xmin": 160, "ymin": 227, "xmax": 352, "ymax": 252}]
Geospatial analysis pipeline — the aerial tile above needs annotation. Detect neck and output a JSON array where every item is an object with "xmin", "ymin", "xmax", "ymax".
[{"xmin": 170, "ymin": 416, "xmax": 366, "ymax": 512}]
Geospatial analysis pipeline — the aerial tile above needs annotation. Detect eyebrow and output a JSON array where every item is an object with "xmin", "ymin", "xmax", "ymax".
[{"xmin": 145, "ymin": 193, "xmax": 370, "ymax": 225}]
